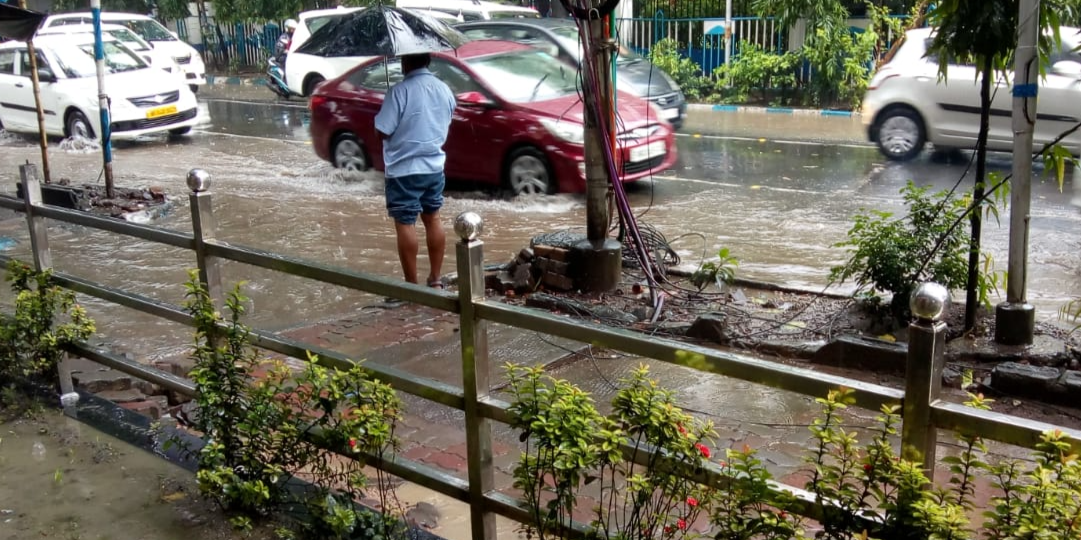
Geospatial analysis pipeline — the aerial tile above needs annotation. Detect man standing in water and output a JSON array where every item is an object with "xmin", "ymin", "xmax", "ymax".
[{"xmin": 374, "ymin": 53, "xmax": 457, "ymax": 288}]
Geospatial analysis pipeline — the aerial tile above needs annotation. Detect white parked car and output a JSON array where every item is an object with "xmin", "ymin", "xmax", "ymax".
[
  {"xmin": 41, "ymin": 12, "xmax": 206, "ymax": 92},
  {"xmin": 0, "ymin": 34, "xmax": 199, "ymax": 140},
  {"xmin": 285, "ymin": 6, "xmax": 461, "ymax": 97},
  {"xmin": 862, "ymin": 27, "xmax": 1081, "ymax": 161},
  {"xmin": 36, "ymin": 23, "xmax": 184, "ymax": 85},
  {"xmin": 395, "ymin": 0, "xmax": 540, "ymax": 21}
]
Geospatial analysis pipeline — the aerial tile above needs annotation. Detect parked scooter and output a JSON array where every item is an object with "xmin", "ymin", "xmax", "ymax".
[{"xmin": 265, "ymin": 58, "xmax": 294, "ymax": 99}]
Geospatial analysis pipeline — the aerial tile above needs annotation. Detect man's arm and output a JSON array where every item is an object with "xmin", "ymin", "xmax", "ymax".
[{"xmin": 374, "ymin": 85, "xmax": 401, "ymax": 140}]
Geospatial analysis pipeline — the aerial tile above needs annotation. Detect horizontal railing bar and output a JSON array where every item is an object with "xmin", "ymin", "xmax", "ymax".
[
  {"xmin": 65, "ymin": 341, "xmax": 197, "ymax": 396},
  {"xmin": 246, "ymin": 328, "xmax": 467, "ymax": 411},
  {"xmin": 475, "ymin": 302, "xmax": 905, "ymax": 412},
  {"xmin": 362, "ymin": 451, "xmax": 472, "ymax": 502},
  {"xmin": 932, "ymin": 400, "xmax": 1081, "ymax": 453},
  {"xmin": 50, "ymin": 272, "xmax": 195, "ymax": 325},
  {"xmin": 0, "ymin": 195, "xmax": 22, "ymax": 212},
  {"xmin": 205, "ymin": 241, "xmax": 460, "ymax": 313},
  {"xmin": 0, "ymin": 196, "xmax": 197, "ymax": 250}
]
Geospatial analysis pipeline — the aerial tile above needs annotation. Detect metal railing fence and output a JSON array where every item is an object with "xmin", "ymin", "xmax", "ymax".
[{"xmin": 3, "ymin": 163, "xmax": 1080, "ymax": 540}]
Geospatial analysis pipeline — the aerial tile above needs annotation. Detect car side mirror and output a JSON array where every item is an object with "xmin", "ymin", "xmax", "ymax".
[
  {"xmin": 456, "ymin": 91, "xmax": 494, "ymax": 107},
  {"xmin": 1052, "ymin": 60, "xmax": 1081, "ymax": 79},
  {"xmin": 36, "ymin": 68, "xmax": 57, "ymax": 83}
]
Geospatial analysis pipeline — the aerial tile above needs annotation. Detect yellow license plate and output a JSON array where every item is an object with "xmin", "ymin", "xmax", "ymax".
[{"xmin": 146, "ymin": 105, "xmax": 177, "ymax": 119}]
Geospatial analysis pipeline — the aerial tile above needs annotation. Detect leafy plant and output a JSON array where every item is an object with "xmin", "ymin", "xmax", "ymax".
[
  {"xmin": 183, "ymin": 271, "xmax": 402, "ymax": 538},
  {"xmin": 716, "ymin": 42, "xmax": 799, "ymax": 105},
  {"xmin": 0, "ymin": 260, "xmax": 95, "ymax": 390},
  {"xmin": 691, "ymin": 247, "xmax": 739, "ymax": 293},
  {"xmin": 648, "ymin": 38, "xmax": 715, "ymax": 102},
  {"xmin": 829, "ymin": 181, "xmax": 1002, "ymax": 319}
]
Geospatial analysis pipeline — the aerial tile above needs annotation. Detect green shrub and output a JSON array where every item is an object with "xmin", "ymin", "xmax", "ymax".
[
  {"xmin": 829, "ymin": 181, "xmax": 1000, "ymax": 318},
  {"xmin": 648, "ymin": 38, "xmax": 715, "ymax": 102},
  {"xmin": 0, "ymin": 260, "xmax": 94, "ymax": 390},
  {"xmin": 716, "ymin": 42, "xmax": 800, "ymax": 105}
]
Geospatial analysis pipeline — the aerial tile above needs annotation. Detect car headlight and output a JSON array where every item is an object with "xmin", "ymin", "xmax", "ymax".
[{"xmin": 540, "ymin": 118, "xmax": 584, "ymax": 145}]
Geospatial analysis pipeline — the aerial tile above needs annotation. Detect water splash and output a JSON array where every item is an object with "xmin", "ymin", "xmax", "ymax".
[
  {"xmin": 0, "ymin": 129, "xmax": 29, "ymax": 146},
  {"xmin": 58, "ymin": 136, "xmax": 101, "ymax": 154}
]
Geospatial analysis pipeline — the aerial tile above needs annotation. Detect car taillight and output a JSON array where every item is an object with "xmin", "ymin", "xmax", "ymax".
[
  {"xmin": 867, "ymin": 73, "xmax": 899, "ymax": 90},
  {"xmin": 309, "ymin": 95, "xmax": 326, "ymax": 110}
]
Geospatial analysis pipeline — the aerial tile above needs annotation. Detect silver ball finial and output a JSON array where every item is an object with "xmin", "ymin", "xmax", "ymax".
[
  {"xmin": 910, "ymin": 282, "xmax": 949, "ymax": 322},
  {"xmin": 454, "ymin": 211, "xmax": 484, "ymax": 241},
  {"xmin": 187, "ymin": 169, "xmax": 212, "ymax": 193}
]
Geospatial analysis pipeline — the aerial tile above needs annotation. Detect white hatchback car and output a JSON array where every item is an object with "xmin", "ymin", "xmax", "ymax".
[
  {"xmin": 285, "ymin": 6, "xmax": 461, "ymax": 97},
  {"xmin": 862, "ymin": 27, "xmax": 1081, "ymax": 160},
  {"xmin": 41, "ymin": 12, "xmax": 206, "ymax": 92},
  {"xmin": 0, "ymin": 34, "xmax": 199, "ymax": 140}
]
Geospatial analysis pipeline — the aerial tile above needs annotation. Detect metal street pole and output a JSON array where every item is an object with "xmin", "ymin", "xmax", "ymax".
[
  {"xmin": 17, "ymin": 0, "xmax": 51, "ymax": 184},
  {"xmin": 724, "ymin": 0, "xmax": 733, "ymax": 67},
  {"xmin": 995, "ymin": 0, "xmax": 1039, "ymax": 345},
  {"xmin": 92, "ymin": 0, "xmax": 116, "ymax": 199}
]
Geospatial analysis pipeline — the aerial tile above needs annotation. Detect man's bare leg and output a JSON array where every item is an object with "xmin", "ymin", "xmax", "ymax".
[
  {"xmin": 394, "ymin": 221, "xmax": 419, "ymax": 284},
  {"xmin": 421, "ymin": 211, "xmax": 445, "ymax": 286}
]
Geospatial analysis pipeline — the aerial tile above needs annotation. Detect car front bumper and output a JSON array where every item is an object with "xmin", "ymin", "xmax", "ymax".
[{"xmin": 110, "ymin": 107, "xmax": 199, "ymax": 139}]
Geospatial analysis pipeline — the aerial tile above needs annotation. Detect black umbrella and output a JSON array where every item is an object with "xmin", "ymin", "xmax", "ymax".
[
  {"xmin": 0, "ymin": 2, "xmax": 45, "ymax": 42},
  {"xmin": 294, "ymin": 4, "xmax": 469, "ymax": 58}
]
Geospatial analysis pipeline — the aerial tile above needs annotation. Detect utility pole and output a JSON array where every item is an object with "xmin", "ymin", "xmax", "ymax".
[
  {"xmin": 576, "ymin": 0, "xmax": 622, "ymax": 292},
  {"xmin": 92, "ymin": 0, "xmax": 116, "ymax": 199},
  {"xmin": 996, "ymin": 0, "xmax": 1039, "ymax": 345},
  {"xmin": 18, "ymin": 0, "xmax": 51, "ymax": 184}
]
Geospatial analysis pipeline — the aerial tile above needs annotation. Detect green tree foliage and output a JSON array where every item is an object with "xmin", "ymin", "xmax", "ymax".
[{"xmin": 648, "ymin": 38, "xmax": 717, "ymax": 101}]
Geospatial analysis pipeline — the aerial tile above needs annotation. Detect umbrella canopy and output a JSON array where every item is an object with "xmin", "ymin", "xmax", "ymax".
[
  {"xmin": 294, "ymin": 4, "xmax": 469, "ymax": 58},
  {"xmin": 0, "ymin": 2, "xmax": 46, "ymax": 42}
]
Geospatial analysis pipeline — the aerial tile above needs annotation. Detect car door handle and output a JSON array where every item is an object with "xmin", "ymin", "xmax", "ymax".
[{"xmin": 15, "ymin": 83, "xmax": 24, "ymax": 88}]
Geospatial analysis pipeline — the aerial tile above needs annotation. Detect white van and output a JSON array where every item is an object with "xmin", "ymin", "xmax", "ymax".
[
  {"xmin": 395, "ymin": 0, "xmax": 540, "ymax": 21},
  {"xmin": 41, "ymin": 12, "xmax": 206, "ymax": 92}
]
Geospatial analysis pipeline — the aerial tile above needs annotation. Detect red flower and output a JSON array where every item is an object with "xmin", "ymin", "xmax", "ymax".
[
  {"xmin": 719, "ymin": 460, "xmax": 728, "ymax": 468},
  {"xmin": 677, "ymin": 424, "xmax": 687, "ymax": 435},
  {"xmin": 348, "ymin": 438, "xmax": 357, "ymax": 448},
  {"xmin": 677, "ymin": 519, "xmax": 687, "ymax": 530},
  {"xmin": 863, "ymin": 463, "xmax": 872, "ymax": 472},
  {"xmin": 695, "ymin": 443, "xmax": 711, "ymax": 458},
  {"xmin": 663, "ymin": 526, "xmax": 674, "ymax": 534},
  {"xmin": 778, "ymin": 511, "xmax": 787, "ymax": 519},
  {"xmin": 686, "ymin": 496, "xmax": 698, "ymax": 507}
]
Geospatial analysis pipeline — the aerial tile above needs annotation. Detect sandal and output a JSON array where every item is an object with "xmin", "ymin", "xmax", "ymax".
[{"xmin": 427, "ymin": 277, "xmax": 446, "ymax": 289}]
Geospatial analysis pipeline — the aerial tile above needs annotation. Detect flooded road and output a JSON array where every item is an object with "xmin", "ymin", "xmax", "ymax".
[{"xmin": 0, "ymin": 98, "xmax": 1078, "ymax": 364}]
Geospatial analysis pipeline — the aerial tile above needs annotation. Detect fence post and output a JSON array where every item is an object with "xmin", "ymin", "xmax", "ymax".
[
  {"xmin": 901, "ymin": 282, "xmax": 949, "ymax": 480},
  {"xmin": 20, "ymin": 163, "xmax": 77, "ymax": 407},
  {"xmin": 455, "ymin": 211, "xmax": 495, "ymax": 540},
  {"xmin": 187, "ymin": 169, "xmax": 223, "ymax": 302}
]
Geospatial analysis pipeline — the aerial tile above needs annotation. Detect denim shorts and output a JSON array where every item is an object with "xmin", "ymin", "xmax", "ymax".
[{"xmin": 385, "ymin": 172, "xmax": 445, "ymax": 225}]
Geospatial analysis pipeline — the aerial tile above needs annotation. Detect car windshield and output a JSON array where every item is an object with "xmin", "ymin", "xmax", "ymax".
[
  {"xmin": 122, "ymin": 19, "xmax": 176, "ymax": 42},
  {"xmin": 306, "ymin": 14, "xmax": 347, "ymax": 35},
  {"xmin": 52, "ymin": 41, "xmax": 147, "ymax": 77},
  {"xmin": 549, "ymin": 26, "xmax": 640, "ymax": 64},
  {"xmin": 466, "ymin": 49, "xmax": 578, "ymax": 103},
  {"xmin": 108, "ymin": 28, "xmax": 150, "ymax": 51}
]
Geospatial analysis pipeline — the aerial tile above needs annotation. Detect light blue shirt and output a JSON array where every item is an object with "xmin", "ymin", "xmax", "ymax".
[{"xmin": 374, "ymin": 68, "xmax": 457, "ymax": 179}]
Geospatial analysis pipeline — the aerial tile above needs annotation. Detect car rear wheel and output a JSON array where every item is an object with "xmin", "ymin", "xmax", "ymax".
[
  {"xmin": 332, "ymin": 133, "xmax": 368, "ymax": 171},
  {"xmin": 65, "ymin": 110, "xmax": 94, "ymax": 140},
  {"xmin": 303, "ymin": 74, "xmax": 325, "ymax": 98},
  {"xmin": 505, "ymin": 147, "xmax": 555, "ymax": 196},
  {"xmin": 875, "ymin": 107, "xmax": 926, "ymax": 161}
]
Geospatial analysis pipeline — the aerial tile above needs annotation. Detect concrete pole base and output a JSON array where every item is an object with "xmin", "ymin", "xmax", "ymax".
[
  {"xmin": 994, "ymin": 302, "xmax": 1035, "ymax": 346},
  {"xmin": 573, "ymin": 238, "xmax": 622, "ymax": 293}
]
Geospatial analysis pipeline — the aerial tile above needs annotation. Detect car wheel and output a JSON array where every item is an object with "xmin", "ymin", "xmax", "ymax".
[
  {"xmin": 169, "ymin": 126, "xmax": 192, "ymax": 136},
  {"xmin": 875, "ymin": 107, "xmax": 926, "ymax": 161},
  {"xmin": 304, "ymin": 75, "xmax": 325, "ymax": 98},
  {"xmin": 332, "ymin": 133, "xmax": 368, "ymax": 171},
  {"xmin": 65, "ymin": 110, "xmax": 95, "ymax": 140},
  {"xmin": 505, "ymin": 147, "xmax": 554, "ymax": 195},
  {"xmin": 189, "ymin": 84, "xmax": 199, "ymax": 94}
]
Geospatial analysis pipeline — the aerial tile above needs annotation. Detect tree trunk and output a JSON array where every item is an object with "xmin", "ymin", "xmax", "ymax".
[{"xmin": 965, "ymin": 55, "xmax": 993, "ymax": 331}]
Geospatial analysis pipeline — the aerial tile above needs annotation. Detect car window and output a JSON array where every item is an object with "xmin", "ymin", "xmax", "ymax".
[
  {"xmin": 18, "ymin": 50, "xmax": 52, "ymax": 78},
  {"xmin": 429, "ymin": 59, "xmax": 482, "ymax": 95},
  {"xmin": 54, "ymin": 18, "xmax": 92, "ymax": 26},
  {"xmin": 461, "ymin": 27, "xmax": 506, "ymax": 41},
  {"xmin": 467, "ymin": 26, "xmax": 561, "ymax": 57},
  {"xmin": 489, "ymin": 10, "xmax": 540, "ymax": 19},
  {"xmin": 348, "ymin": 58, "xmax": 403, "ymax": 92},
  {"xmin": 109, "ymin": 28, "xmax": 151, "ymax": 52},
  {"xmin": 51, "ymin": 41, "xmax": 147, "ymax": 77},
  {"xmin": 467, "ymin": 49, "xmax": 578, "ymax": 103},
  {"xmin": 120, "ymin": 19, "xmax": 177, "ymax": 42},
  {"xmin": 306, "ymin": 14, "xmax": 345, "ymax": 35},
  {"xmin": 431, "ymin": 8, "xmax": 480, "ymax": 21},
  {"xmin": 0, "ymin": 50, "xmax": 15, "ymax": 75}
]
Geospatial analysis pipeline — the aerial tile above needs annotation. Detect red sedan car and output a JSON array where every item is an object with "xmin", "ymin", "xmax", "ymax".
[{"xmin": 309, "ymin": 40, "xmax": 677, "ymax": 195}]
